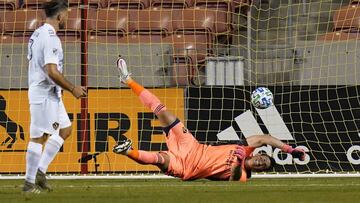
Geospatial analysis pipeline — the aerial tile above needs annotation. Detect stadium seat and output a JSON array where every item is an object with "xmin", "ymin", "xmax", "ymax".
[
  {"xmin": 233, "ymin": 0, "xmax": 251, "ymax": 9},
  {"xmin": 68, "ymin": 0, "xmax": 104, "ymax": 8},
  {"xmin": 88, "ymin": 9, "xmax": 128, "ymax": 35},
  {"xmin": 0, "ymin": 34, "xmax": 29, "ymax": 43},
  {"xmin": 57, "ymin": 8, "xmax": 82, "ymax": 37},
  {"xmin": 58, "ymin": 35, "xmax": 81, "ymax": 43},
  {"xmin": 0, "ymin": 0, "xmax": 18, "ymax": 10},
  {"xmin": 0, "ymin": 9, "xmax": 82, "ymax": 42},
  {"xmin": 88, "ymin": 34, "xmax": 164, "ymax": 43},
  {"xmin": 106, "ymin": 0, "xmax": 150, "ymax": 9},
  {"xmin": 194, "ymin": 0, "xmax": 230, "ymax": 10},
  {"xmin": 174, "ymin": 9, "xmax": 229, "ymax": 34},
  {"xmin": 194, "ymin": 0, "xmax": 251, "ymax": 12},
  {"xmin": 197, "ymin": 0, "xmax": 251, "ymax": 10},
  {"xmin": 128, "ymin": 9, "xmax": 177, "ymax": 35},
  {"xmin": 333, "ymin": 5, "xmax": 360, "ymax": 31},
  {"xmin": 166, "ymin": 33, "xmax": 208, "ymax": 86},
  {"xmin": 318, "ymin": 30, "xmax": 360, "ymax": 41},
  {"xmin": 0, "ymin": 10, "xmax": 44, "ymax": 35},
  {"xmin": 21, "ymin": 0, "xmax": 102, "ymax": 9},
  {"xmin": 193, "ymin": 1, "xmax": 234, "ymax": 32},
  {"xmin": 21, "ymin": 0, "xmax": 48, "ymax": 8},
  {"xmin": 164, "ymin": 33, "xmax": 210, "ymax": 63},
  {"xmin": 89, "ymin": 32, "xmax": 210, "ymax": 64},
  {"xmin": 88, "ymin": 33, "xmax": 209, "ymax": 84},
  {"xmin": 171, "ymin": 62, "xmax": 193, "ymax": 86},
  {"xmin": 151, "ymin": 0, "xmax": 194, "ymax": 8}
]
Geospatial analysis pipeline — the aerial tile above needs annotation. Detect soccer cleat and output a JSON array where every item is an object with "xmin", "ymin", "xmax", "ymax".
[
  {"xmin": 113, "ymin": 139, "xmax": 133, "ymax": 155},
  {"xmin": 116, "ymin": 56, "xmax": 131, "ymax": 83},
  {"xmin": 22, "ymin": 181, "xmax": 41, "ymax": 194},
  {"xmin": 35, "ymin": 170, "xmax": 52, "ymax": 192}
]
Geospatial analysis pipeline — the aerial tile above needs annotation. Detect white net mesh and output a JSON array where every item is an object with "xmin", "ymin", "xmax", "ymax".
[{"xmin": 0, "ymin": 0, "xmax": 359, "ymax": 176}]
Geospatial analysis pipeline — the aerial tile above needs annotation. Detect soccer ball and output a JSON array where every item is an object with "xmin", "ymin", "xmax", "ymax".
[{"xmin": 251, "ymin": 87, "xmax": 274, "ymax": 109}]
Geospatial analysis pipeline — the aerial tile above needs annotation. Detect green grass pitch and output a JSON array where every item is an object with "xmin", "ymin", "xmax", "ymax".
[{"xmin": 1, "ymin": 178, "xmax": 359, "ymax": 203}]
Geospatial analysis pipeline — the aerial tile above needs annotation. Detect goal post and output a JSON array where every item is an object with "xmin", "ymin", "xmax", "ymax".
[{"xmin": 0, "ymin": 0, "xmax": 360, "ymax": 178}]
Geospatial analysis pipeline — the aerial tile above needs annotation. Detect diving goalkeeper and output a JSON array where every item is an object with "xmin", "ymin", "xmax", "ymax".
[{"xmin": 113, "ymin": 57, "xmax": 306, "ymax": 181}]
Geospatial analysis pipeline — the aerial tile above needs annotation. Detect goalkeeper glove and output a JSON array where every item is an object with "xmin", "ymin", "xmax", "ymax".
[
  {"xmin": 282, "ymin": 144, "xmax": 306, "ymax": 161},
  {"xmin": 234, "ymin": 146, "xmax": 246, "ymax": 162}
]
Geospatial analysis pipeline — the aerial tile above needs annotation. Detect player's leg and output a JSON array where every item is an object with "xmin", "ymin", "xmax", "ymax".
[
  {"xmin": 117, "ymin": 57, "xmax": 198, "ymax": 152},
  {"xmin": 113, "ymin": 139, "xmax": 169, "ymax": 171},
  {"xmin": 116, "ymin": 59, "xmax": 172, "ymax": 171},
  {"xmin": 117, "ymin": 57, "xmax": 176, "ymax": 127},
  {"xmin": 35, "ymin": 130, "xmax": 64, "ymax": 191},
  {"xmin": 23, "ymin": 135, "xmax": 47, "ymax": 194},
  {"xmin": 24, "ymin": 102, "xmax": 54, "ymax": 193},
  {"xmin": 116, "ymin": 57, "xmax": 197, "ymax": 175},
  {"xmin": 36, "ymin": 100, "xmax": 71, "ymax": 191}
]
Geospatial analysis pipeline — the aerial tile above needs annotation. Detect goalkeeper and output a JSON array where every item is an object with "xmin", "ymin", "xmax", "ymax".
[{"xmin": 113, "ymin": 57, "xmax": 306, "ymax": 181}]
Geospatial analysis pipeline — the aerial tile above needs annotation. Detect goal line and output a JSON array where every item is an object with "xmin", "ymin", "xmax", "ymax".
[{"xmin": 1, "ymin": 173, "xmax": 360, "ymax": 180}]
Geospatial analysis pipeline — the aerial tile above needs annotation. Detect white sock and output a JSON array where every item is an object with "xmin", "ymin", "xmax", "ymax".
[
  {"xmin": 25, "ymin": 142, "xmax": 43, "ymax": 184},
  {"xmin": 38, "ymin": 134, "xmax": 64, "ymax": 174}
]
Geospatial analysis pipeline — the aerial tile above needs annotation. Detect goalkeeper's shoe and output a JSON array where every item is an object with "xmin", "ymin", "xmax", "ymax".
[
  {"xmin": 35, "ymin": 169, "xmax": 52, "ymax": 192},
  {"xmin": 116, "ymin": 56, "xmax": 131, "ymax": 83},
  {"xmin": 113, "ymin": 139, "xmax": 133, "ymax": 155},
  {"xmin": 22, "ymin": 181, "xmax": 41, "ymax": 194}
]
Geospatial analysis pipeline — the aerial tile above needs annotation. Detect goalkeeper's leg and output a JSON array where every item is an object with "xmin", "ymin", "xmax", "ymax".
[
  {"xmin": 117, "ymin": 57, "xmax": 177, "ymax": 127},
  {"xmin": 113, "ymin": 139, "xmax": 169, "ymax": 171}
]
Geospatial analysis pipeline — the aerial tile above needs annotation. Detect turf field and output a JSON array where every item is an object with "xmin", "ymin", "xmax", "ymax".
[{"xmin": 1, "ymin": 178, "xmax": 359, "ymax": 203}]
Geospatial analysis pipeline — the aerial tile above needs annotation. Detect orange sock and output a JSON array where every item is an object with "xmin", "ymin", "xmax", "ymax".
[
  {"xmin": 127, "ymin": 150, "xmax": 164, "ymax": 165},
  {"xmin": 127, "ymin": 149, "xmax": 139, "ymax": 160},
  {"xmin": 127, "ymin": 79, "xmax": 167, "ymax": 115},
  {"xmin": 127, "ymin": 79, "xmax": 144, "ymax": 96}
]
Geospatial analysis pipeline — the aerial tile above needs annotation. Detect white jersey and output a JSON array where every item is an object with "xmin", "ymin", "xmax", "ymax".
[{"xmin": 27, "ymin": 23, "xmax": 64, "ymax": 104}]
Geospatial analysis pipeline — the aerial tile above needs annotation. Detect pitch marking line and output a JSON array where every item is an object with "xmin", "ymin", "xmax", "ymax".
[{"xmin": 1, "ymin": 183, "xmax": 360, "ymax": 189}]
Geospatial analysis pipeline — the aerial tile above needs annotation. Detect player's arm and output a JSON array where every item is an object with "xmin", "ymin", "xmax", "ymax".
[
  {"xmin": 228, "ymin": 146, "xmax": 248, "ymax": 181},
  {"xmin": 246, "ymin": 134, "xmax": 305, "ymax": 160},
  {"xmin": 246, "ymin": 134, "xmax": 284, "ymax": 149},
  {"xmin": 43, "ymin": 36, "xmax": 86, "ymax": 99},
  {"xmin": 46, "ymin": 64, "xmax": 87, "ymax": 99}
]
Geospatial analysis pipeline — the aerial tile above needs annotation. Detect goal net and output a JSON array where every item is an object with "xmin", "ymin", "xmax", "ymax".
[{"xmin": 0, "ymin": 0, "xmax": 359, "ymax": 177}]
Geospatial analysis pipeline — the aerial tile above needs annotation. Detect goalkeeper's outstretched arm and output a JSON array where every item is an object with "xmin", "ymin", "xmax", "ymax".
[
  {"xmin": 246, "ymin": 134, "xmax": 284, "ymax": 149},
  {"xmin": 246, "ymin": 134, "xmax": 306, "ymax": 160}
]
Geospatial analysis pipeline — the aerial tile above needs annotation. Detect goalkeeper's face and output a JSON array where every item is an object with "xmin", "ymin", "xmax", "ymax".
[{"xmin": 247, "ymin": 154, "xmax": 272, "ymax": 172}]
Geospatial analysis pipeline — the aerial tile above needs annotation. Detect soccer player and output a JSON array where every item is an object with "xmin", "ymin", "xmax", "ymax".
[
  {"xmin": 23, "ymin": 0, "xmax": 87, "ymax": 193},
  {"xmin": 113, "ymin": 57, "xmax": 306, "ymax": 181}
]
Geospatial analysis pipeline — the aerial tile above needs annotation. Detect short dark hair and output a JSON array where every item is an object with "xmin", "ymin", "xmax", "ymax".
[
  {"xmin": 260, "ymin": 153, "xmax": 276, "ymax": 171},
  {"xmin": 268, "ymin": 155, "xmax": 276, "ymax": 170},
  {"xmin": 43, "ymin": 0, "xmax": 68, "ymax": 18}
]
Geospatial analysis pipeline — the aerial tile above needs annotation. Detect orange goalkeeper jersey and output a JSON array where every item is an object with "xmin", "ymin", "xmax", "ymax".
[{"xmin": 162, "ymin": 119, "xmax": 255, "ymax": 181}]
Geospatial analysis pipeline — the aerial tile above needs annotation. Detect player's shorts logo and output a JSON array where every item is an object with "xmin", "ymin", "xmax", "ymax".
[
  {"xmin": 0, "ymin": 95, "xmax": 25, "ymax": 149},
  {"xmin": 52, "ymin": 122, "xmax": 59, "ymax": 130}
]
